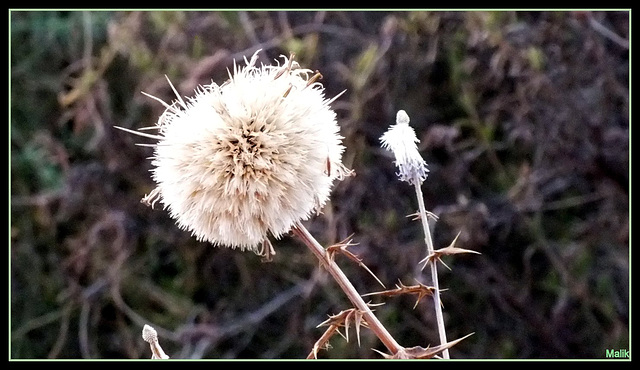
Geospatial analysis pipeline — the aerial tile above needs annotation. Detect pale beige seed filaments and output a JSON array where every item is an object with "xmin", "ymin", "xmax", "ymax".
[{"xmin": 118, "ymin": 51, "xmax": 351, "ymax": 258}]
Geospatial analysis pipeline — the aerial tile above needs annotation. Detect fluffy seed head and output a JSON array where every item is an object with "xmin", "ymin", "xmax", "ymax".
[
  {"xmin": 126, "ymin": 51, "xmax": 351, "ymax": 255},
  {"xmin": 380, "ymin": 110, "xmax": 429, "ymax": 185}
]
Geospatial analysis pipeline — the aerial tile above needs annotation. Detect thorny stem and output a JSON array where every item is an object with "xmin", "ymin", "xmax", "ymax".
[
  {"xmin": 292, "ymin": 222, "xmax": 402, "ymax": 356},
  {"xmin": 413, "ymin": 175, "xmax": 450, "ymax": 359}
]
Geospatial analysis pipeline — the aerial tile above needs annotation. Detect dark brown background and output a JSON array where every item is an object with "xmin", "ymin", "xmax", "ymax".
[{"xmin": 10, "ymin": 10, "xmax": 629, "ymax": 359}]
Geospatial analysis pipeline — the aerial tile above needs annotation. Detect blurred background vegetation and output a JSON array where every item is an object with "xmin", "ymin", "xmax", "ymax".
[{"xmin": 10, "ymin": 10, "xmax": 629, "ymax": 359}]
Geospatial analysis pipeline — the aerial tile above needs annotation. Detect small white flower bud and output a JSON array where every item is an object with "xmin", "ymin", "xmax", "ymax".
[
  {"xmin": 396, "ymin": 109, "xmax": 410, "ymax": 125},
  {"xmin": 142, "ymin": 324, "xmax": 169, "ymax": 359},
  {"xmin": 380, "ymin": 110, "xmax": 429, "ymax": 185},
  {"xmin": 142, "ymin": 324, "xmax": 157, "ymax": 343}
]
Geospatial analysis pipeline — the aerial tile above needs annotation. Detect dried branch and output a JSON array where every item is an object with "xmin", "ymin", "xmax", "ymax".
[
  {"xmin": 363, "ymin": 280, "xmax": 439, "ymax": 309},
  {"xmin": 326, "ymin": 235, "xmax": 386, "ymax": 288},
  {"xmin": 292, "ymin": 223, "xmax": 403, "ymax": 356},
  {"xmin": 308, "ymin": 308, "xmax": 370, "ymax": 359},
  {"xmin": 307, "ymin": 323, "xmax": 339, "ymax": 359}
]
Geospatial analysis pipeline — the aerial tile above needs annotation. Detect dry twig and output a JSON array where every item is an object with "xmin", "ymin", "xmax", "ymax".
[
  {"xmin": 363, "ymin": 280, "xmax": 439, "ymax": 309},
  {"xmin": 326, "ymin": 235, "xmax": 386, "ymax": 288},
  {"xmin": 292, "ymin": 222, "xmax": 403, "ymax": 356},
  {"xmin": 307, "ymin": 308, "xmax": 370, "ymax": 359}
]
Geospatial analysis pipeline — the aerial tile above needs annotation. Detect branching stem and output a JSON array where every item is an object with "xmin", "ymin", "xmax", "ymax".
[{"xmin": 292, "ymin": 222, "xmax": 402, "ymax": 356}]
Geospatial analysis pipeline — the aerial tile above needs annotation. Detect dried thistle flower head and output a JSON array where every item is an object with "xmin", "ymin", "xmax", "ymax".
[
  {"xmin": 380, "ymin": 110, "xmax": 429, "ymax": 185},
  {"xmin": 120, "ymin": 51, "xmax": 351, "ymax": 255}
]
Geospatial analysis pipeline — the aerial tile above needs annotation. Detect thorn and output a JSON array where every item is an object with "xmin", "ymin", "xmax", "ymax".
[
  {"xmin": 326, "ymin": 236, "xmax": 386, "ymax": 288},
  {"xmin": 406, "ymin": 210, "xmax": 439, "ymax": 221},
  {"xmin": 310, "ymin": 308, "xmax": 370, "ymax": 358},
  {"xmin": 388, "ymin": 333, "xmax": 474, "ymax": 359},
  {"xmin": 419, "ymin": 231, "xmax": 480, "ymax": 271},
  {"xmin": 362, "ymin": 280, "xmax": 438, "ymax": 308},
  {"xmin": 372, "ymin": 348, "xmax": 393, "ymax": 359}
]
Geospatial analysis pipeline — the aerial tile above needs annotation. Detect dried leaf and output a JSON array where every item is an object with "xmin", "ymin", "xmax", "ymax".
[
  {"xmin": 375, "ymin": 332, "xmax": 474, "ymax": 359},
  {"xmin": 362, "ymin": 280, "xmax": 438, "ymax": 308},
  {"xmin": 326, "ymin": 235, "xmax": 386, "ymax": 288},
  {"xmin": 311, "ymin": 308, "xmax": 370, "ymax": 358},
  {"xmin": 307, "ymin": 325, "xmax": 338, "ymax": 359},
  {"xmin": 419, "ymin": 231, "xmax": 481, "ymax": 270}
]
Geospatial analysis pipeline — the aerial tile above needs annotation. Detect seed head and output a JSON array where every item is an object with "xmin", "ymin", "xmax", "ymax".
[
  {"xmin": 121, "ymin": 51, "xmax": 351, "ymax": 255},
  {"xmin": 142, "ymin": 324, "xmax": 158, "ymax": 343},
  {"xmin": 380, "ymin": 110, "xmax": 429, "ymax": 185}
]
